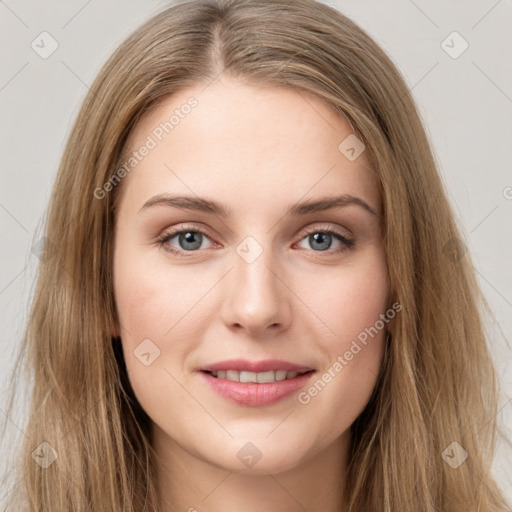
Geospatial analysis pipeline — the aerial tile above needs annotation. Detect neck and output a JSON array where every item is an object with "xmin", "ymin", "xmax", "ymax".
[{"xmin": 152, "ymin": 424, "xmax": 350, "ymax": 512}]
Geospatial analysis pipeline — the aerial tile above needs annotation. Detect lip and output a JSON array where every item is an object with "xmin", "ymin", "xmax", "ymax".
[
  {"xmin": 198, "ymin": 358, "xmax": 314, "ymax": 373},
  {"xmin": 198, "ymin": 364, "xmax": 316, "ymax": 407}
]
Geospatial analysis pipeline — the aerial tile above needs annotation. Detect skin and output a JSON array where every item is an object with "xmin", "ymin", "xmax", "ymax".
[{"xmin": 112, "ymin": 76, "xmax": 390, "ymax": 512}]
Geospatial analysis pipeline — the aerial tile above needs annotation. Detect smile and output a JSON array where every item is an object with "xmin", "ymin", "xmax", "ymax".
[
  {"xmin": 204, "ymin": 369, "xmax": 311, "ymax": 382},
  {"xmin": 199, "ymin": 369, "xmax": 316, "ymax": 407}
]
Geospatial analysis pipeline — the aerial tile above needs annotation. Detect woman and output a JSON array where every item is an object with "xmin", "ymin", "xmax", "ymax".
[{"xmin": 2, "ymin": 0, "xmax": 509, "ymax": 510}]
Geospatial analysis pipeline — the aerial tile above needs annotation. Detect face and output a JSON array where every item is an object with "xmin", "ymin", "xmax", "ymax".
[{"xmin": 112, "ymin": 77, "xmax": 390, "ymax": 475}]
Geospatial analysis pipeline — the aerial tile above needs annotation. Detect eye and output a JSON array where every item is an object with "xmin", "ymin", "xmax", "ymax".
[
  {"xmin": 296, "ymin": 228, "xmax": 355, "ymax": 254},
  {"xmin": 156, "ymin": 224, "xmax": 355, "ymax": 257},
  {"xmin": 157, "ymin": 225, "xmax": 214, "ymax": 256}
]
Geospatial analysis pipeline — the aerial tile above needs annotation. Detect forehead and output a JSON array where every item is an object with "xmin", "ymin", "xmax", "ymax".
[{"xmin": 118, "ymin": 78, "xmax": 380, "ymax": 218}]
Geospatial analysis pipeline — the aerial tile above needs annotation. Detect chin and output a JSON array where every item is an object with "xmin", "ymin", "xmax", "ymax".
[{"xmin": 201, "ymin": 438, "xmax": 312, "ymax": 475}]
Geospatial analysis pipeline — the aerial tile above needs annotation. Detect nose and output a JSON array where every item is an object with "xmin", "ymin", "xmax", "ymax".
[{"xmin": 220, "ymin": 242, "xmax": 292, "ymax": 337}]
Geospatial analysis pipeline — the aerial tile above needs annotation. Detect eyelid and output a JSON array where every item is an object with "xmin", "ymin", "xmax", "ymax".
[
  {"xmin": 156, "ymin": 221, "xmax": 355, "ymax": 255},
  {"xmin": 156, "ymin": 223, "xmax": 216, "ymax": 250},
  {"xmin": 298, "ymin": 222, "xmax": 352, "ymax": 240},
  {"xmin": 295, "ymin": 223, "xmax": 355, "ymax": 253}
]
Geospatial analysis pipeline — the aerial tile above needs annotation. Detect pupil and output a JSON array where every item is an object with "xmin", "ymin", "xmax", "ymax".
[
  {"xmin": 180, "ymin": 232, "xmax": 202, "ymax": 250},
  {"xmin": 311, "ymin": 232, "xmax": 331, "ymax": 251}
]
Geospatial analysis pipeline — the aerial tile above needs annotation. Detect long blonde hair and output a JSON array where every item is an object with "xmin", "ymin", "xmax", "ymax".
[{"xmin": 2, "ymin": 0, "xmax": 509, "ymax": 510}]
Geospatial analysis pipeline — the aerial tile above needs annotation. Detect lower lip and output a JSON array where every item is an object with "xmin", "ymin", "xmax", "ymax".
[{"xmin": 199, "ymin": 371, "xmax": 315, "ymax": 407}]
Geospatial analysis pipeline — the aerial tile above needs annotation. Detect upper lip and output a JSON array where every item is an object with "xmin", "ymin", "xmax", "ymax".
[{"xmin": 199, "ymin": 359, "xmax": 315, "ymax": 374}]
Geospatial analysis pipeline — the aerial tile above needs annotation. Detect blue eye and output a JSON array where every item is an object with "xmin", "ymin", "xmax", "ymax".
[
  {"xmin": 297, "ymin": 230, "xmax": 355, "ymax": 253},
  {"xmin": 157, "ymin": 228, "xmax": 213, "ymax": 254},
  {"xmin": 157, "ymin": 225, "xmax": 355, "ymax": 257}
]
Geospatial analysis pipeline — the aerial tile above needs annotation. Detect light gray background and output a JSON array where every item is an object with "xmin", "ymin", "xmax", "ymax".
[{"xmin": 1, "ymin": 0, "xmax": 511, "ymax": 505}]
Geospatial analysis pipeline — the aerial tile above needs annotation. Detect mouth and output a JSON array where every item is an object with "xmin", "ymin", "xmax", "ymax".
[
  {"xmin": 197, "ymin": 360, "xmax": 316, "ymax": 407},
  {"xmin": 201, "ymin": 369, "xmax": 314, "ymax": 383}
]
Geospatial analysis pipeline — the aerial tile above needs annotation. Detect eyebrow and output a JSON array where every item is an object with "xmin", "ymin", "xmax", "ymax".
[{"xmin": 139, "ymin": 193, "xmax": 379, "ymax": 217}]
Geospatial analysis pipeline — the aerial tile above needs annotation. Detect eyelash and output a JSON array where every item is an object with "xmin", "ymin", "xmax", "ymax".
[{"xmin": 156, "ymin": 223, "xmax": 356, "ymax": 258}]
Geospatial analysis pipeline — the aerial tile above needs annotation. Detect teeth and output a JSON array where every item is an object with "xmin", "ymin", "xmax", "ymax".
[
  {"xmin": 256, "ymin": 371, "xmax": 275, "ymax": 383},
  {"xmin": 240, "ymin": 371, "xmax": 257, "ymax": 383},
  {"xmin": 209, "ymin": 369, "xmax": 306, "ymax": 382},
  {"xmin": 226, "ymin": 370, "xmax": 239, "ymax": 381},
  {"xmin": 275, "ymin": 370, "xmax": 287, "ymax": 381}
]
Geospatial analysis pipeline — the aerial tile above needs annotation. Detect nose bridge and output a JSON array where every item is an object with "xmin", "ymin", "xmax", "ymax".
[{"xmin": 221, "ymin": 234, "xmax": 291, "ymax": 334}]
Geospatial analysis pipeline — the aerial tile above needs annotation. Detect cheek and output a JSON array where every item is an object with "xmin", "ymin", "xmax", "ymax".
[
  {"xmin": 298, "ymin": 251, "xmax": 389, "ymax": 424},
  {"xmin": 112, "ymin": 244, "xmax": 205, "ymax": 392},
  {"xmin": 114, "ymin": 245, "xmax": 209, "ymax": 340},
  {"xmin": 307, "ymin": 248, "xmax": 389, "ymax": 345},
  {"xmin": 113, "ymin": 249, "xmax": 210, "ymax": 417}
]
